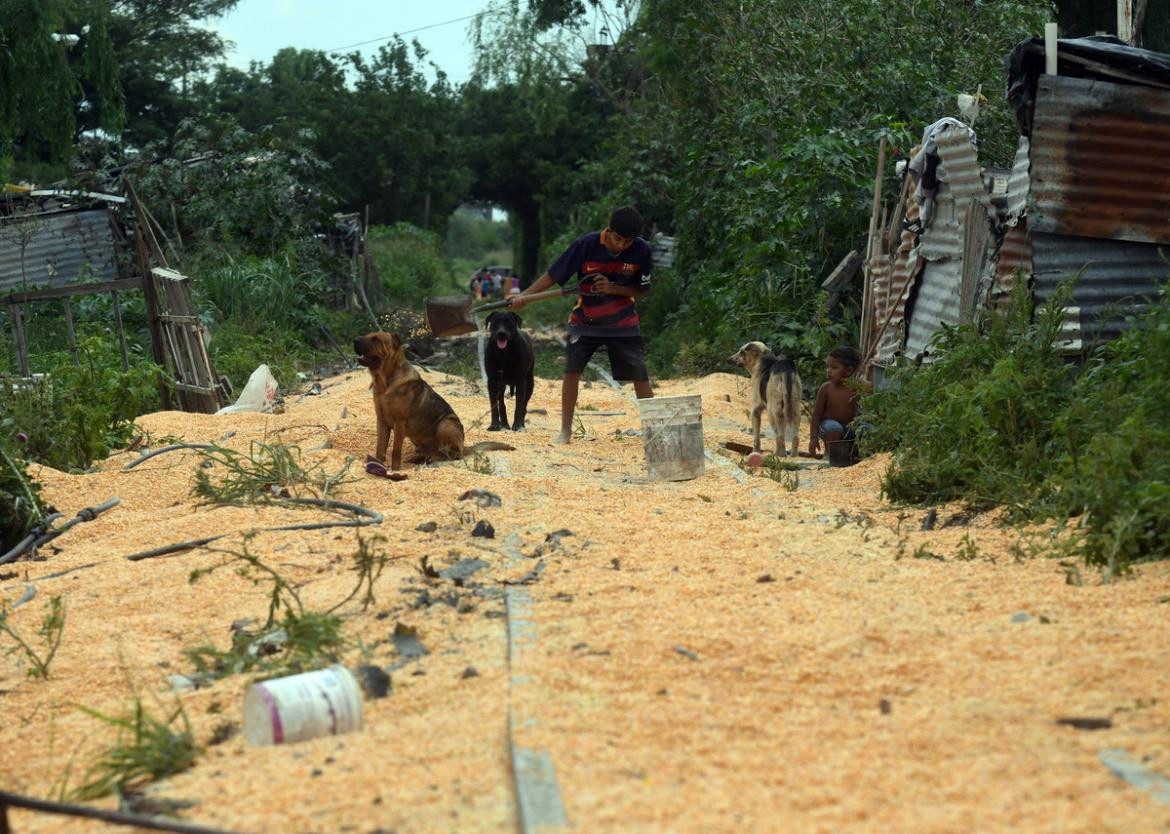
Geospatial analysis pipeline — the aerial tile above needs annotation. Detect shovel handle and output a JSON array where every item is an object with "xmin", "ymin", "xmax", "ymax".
[{"xmin": 470, "ymin": 284, "xmax": 575, "ymax": 314}]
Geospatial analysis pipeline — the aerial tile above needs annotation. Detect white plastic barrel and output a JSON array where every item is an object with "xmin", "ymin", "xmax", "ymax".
[
  {"xmin": 243, "ymin": 665, "xmax": 363, "ymax": 746},
  {"xmin": 636, "ymin": 394, "xmax": 705, "ymax": 481}
]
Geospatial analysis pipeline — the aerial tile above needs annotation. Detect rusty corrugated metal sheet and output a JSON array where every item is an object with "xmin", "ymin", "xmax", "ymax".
[
  {"xmin": 1031, "ymin": 231, "xmax": 1167, "ymax": 347},
  {"xmin": 1030, "ymin": 74, "xmax": 1170, "ymax": 245},
  {"xmin": 992, "ymin": 222, "xmax": 1034, "ymax": 310},
  {"xmin": 0, "ymin": 208, "xmax": 120, "ymax": 294}
]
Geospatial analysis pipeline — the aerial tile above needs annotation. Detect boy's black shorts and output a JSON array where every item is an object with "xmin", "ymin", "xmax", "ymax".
[{"xmin": 565, "ymin": 333, "xmax": 649, "ymax": 381}]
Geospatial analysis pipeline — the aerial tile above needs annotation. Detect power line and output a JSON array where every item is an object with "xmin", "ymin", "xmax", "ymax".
[{"xmin": 326, "ymin": 10, "xmax": 499, "ymax": 52}]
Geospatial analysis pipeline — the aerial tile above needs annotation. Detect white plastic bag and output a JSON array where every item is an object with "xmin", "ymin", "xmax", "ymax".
[{"xmin": 216, "ymin": 364, "xmax": 279, "ymax": 415}]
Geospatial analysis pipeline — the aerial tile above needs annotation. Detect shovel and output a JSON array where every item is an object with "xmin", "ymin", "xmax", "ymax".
[{"xmin": 425, "ymin": 284, "xmax": 581, "ymax": 338}]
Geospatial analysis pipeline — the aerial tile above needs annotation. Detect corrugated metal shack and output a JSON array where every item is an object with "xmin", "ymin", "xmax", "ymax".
[
  {"xmin": 862, "ymin": 36, "xmax": 1170, "ymax": 378},
  {"xmin": 1, "ymin": 184, "xmax": 224, "ymax": 413}
]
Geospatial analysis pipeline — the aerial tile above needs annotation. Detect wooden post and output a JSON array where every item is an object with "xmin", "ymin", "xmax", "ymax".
[
  {"xmin": 62, "ymin": 297, "xmax": 79, "ymax": 367},
  {"xmin": 111, "ymin": 290, "xmax": 129, "ymax": 372},
  {"xmin": 860, "ymin": 136, "xmax": 887, "ymax": 358},
  {"xmin": 1118, "ymin": 0, "xmax": 1134, "ymax": 44},
  {"xmin": 7, "ymin": 303, "xmax": 29, "ymax": 377},
  {"xmin": 125, "ymin": 180, "xmax": 172, "ymax": 409}
]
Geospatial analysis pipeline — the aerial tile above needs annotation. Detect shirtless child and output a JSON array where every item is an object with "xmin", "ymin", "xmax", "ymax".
[{"xmin": 807, "ymin": 346, "xmax": 869, "ymax": 458}]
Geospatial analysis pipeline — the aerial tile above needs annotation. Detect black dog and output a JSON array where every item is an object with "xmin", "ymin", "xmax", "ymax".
[{"xmin": 484, "ymin": 310, "xmax": 534, "ymax": 431}]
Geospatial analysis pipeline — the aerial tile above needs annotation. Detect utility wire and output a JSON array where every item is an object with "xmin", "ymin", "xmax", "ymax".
[{"xmin": 326, "ymin": 10, "xmax": 500, "ymax": 52}]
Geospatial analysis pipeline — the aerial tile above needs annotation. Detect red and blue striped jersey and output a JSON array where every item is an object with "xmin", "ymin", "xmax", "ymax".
[{"xmin": 547, "ymin": 232, "xmax": 653, "ymax": 336}]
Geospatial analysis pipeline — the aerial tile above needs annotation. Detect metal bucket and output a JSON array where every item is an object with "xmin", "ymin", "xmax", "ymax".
[{"xmin": 636, "ymin": 395, "xmax": 705, "ymax": 481}]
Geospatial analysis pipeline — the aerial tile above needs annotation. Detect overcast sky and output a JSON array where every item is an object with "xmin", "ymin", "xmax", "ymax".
[{"xmin": 205, "ymin": 1, "xmax": 494, "ymax": 84}]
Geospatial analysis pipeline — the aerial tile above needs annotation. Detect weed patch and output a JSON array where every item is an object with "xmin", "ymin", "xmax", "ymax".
[
  {"xmin": 0, "ymin": 594, "xmax": 65, "ymax": 679},
  {"xmin": 71, "ymin": 698, "xmax": 199, "ymax": 800},
  {"xmin": 193, "ymin": 441, "xmax": 354, "ymax": 504}
]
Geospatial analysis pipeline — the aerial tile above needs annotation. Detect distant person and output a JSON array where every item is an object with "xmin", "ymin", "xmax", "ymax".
[
  {"xmin": 472, "ymin": 266, "xmax": 490, "ymax": 299},
  {"xmin": 508, "ymin": 205, "xmax": 653, "ymax": 444},
  {"xmin": 807, "ymin": 345, "xmax": 871, "ymax": 459},
  {"xmin": 508, "ymin": 270, "xmax": 521, "ymax": 296}
]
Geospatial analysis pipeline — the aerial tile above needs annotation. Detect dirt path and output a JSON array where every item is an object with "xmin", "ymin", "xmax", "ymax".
[{"xmin": 2, "ymin": 369, "xmax": 1169, "ymax": 833}]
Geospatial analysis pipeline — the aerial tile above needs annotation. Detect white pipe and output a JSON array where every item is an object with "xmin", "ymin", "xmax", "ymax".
[{"xmin": 1045, "ymin": 22, "xmax": 1059, "ymax": 75}]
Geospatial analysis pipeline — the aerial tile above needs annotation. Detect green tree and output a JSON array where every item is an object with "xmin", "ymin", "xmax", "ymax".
[
  {"xmin": 464, "ymin": 3, "xmax": 622, "ymax": 281},
  {"xmin": 584, "ymin": 0, "xmax": 1053, "ymax": 371},
  {"xmin": 97, "ymin": 0, "xmax": 239, "ymax": 148},
  {"xmin": 0, "ymin": 0, "xmax": 124, "ymax": 171}
]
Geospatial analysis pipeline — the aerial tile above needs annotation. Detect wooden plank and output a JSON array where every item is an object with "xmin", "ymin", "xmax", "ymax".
[
  {"xmin": 2, "ymin": 277, "xmax": 142, "ymax": 304},
  {"xmin": 820, "ymin": 250, "xmax": 862, "ymax": 292},
  {"xmin": 504, "ymin": 586, "xmax": 568, "ymax": 833},
  {"xmin": 130, "ymin": 218, "xmax": 171, "ymax": 410},
  {"xmin": 157, "ymin": 313, "xmax": 201, "ymax": 325},
  {"xmin": 172, "ymin": 381, "xmax": 218, "ymax": 395}
]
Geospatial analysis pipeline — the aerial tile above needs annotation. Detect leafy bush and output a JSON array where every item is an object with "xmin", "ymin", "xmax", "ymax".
[
  {"xmin": 367, "ymin": 222, "xmax": 451, "ymax": 304},
  {"xmin": 866, "ymin": 278, "xmax": 1170, "ymax": 573},
  {"xmin": 0, "ymin": 333, "xmax": 161, "ymax": 471},
  {"xmin": 1046, "ymin": 294, "xmax": 1170, "ymax": 572},
  {"xmin": 206, "ymin": 319, "xmax": 315, "ymax": 397},
  {"xmin": 443, "ymin": 207, "xmax": 512, "ymax": 260},
  {"xmin": 866, "ymin": 280, "xmax": 1073, "ymax": 509},
  {"xmin": 134, "ymin": 116, "xmax": 328, "ymax": 256},
  {"xmin": 0, "ymin": 442, "xmax": 45, "ymax": 552}
]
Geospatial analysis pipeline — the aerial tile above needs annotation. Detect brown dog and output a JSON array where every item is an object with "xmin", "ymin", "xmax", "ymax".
[{"xmin": 353, "ymin": 332, "xmax": 513, "ymax": 469}]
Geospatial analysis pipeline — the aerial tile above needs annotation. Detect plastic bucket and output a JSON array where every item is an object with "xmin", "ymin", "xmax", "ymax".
[
  {"xmin": 636, "ymin": 395, "xmax": 705, "ymax": 481},
  {"xmin": 827, "ymin": 438, "xmax": 858, "ymax": 467},
  {"xmin": 243, "ymin": 665, "xmax": 363, "ymax": 746}
]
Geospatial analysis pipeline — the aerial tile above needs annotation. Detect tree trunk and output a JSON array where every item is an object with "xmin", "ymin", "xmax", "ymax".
[{"xmin": 515, "ymin": 204, "xmax": 542, "ymax": 287}]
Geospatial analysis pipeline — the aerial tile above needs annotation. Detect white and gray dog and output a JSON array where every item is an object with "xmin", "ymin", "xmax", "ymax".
[{"xmin": 730, "ymin": 341, "xmax": 802, "ymax": 457}]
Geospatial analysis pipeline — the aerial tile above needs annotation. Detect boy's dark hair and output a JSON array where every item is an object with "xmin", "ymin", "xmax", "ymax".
[
  {"xmin": 609, "ymin": 206, "xmax": 643, "ymax": 238},
  {"xmin": 829, "ymin": 345, "xmax": 861, "ymax": 370}
]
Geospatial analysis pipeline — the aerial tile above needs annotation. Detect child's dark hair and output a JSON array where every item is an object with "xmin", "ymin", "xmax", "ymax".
[
  {"xmin": 609, "ymin": 205, "xmax": 643, "ymax": 238},
  {"xmin": 829, "ymin": 345, "xmax": 861, "ymax": 371}
]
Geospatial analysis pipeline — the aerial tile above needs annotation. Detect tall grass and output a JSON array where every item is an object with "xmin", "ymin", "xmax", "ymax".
[{"xmin": 192, "ymin": 247, "xmax": 329, "ymax": 335}]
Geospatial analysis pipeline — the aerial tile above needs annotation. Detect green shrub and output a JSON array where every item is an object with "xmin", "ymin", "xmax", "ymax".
[
  {"xmin": 443, "ymin": 208, "xmax": 512, "ymax": 260},
  {"xmin": 0, "ymin": 333, "xmax": 161, "ymax": 471},
  {"xmin": 367, "ymin": 222, "xmax": 451, "ymax": 304},
  {"xmin": 206, "ymin": 320, "xmax": 314, "ymax": 396},
  {"xmin": 867, "ymin": 278, "xmax": 1170, "ymax": 573},
  {"xmin": 0, "ymin": 443, "xmax": 45, "ymax": 552}
]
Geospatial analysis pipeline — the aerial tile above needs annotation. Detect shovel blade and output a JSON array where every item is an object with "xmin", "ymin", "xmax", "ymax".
[{"xmin": 425, "ymin": 294, "xmax": 478, "ymax": 337}]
